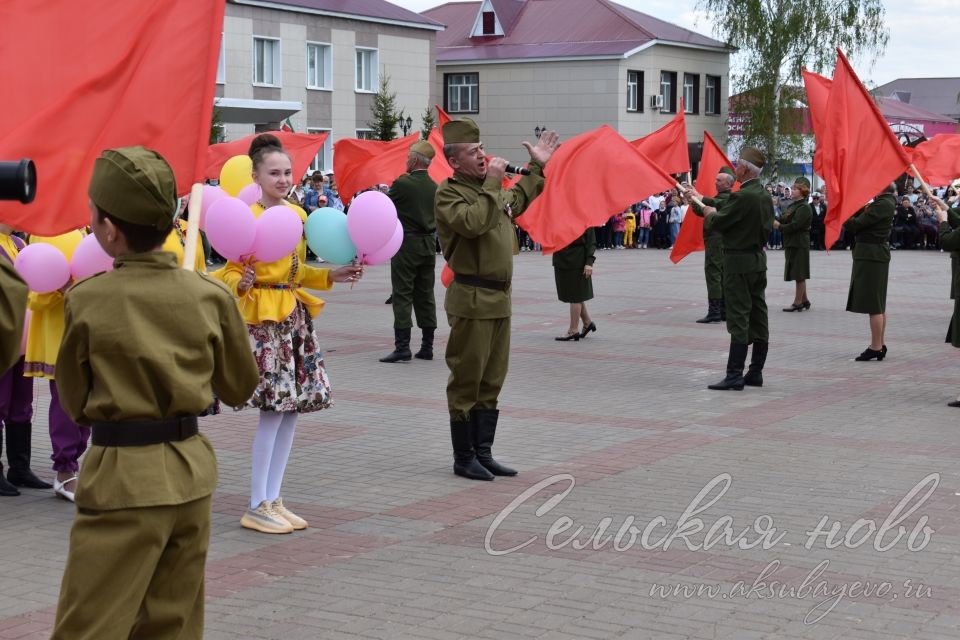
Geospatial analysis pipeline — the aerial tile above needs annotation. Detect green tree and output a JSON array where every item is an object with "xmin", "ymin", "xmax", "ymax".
[
  {"xmin": 420, "ymin": 104, "xmax": 436, "ymax": 140},
  {"xmin": 209, "ymin": 103, "xmax": 225, "ymax": 144},
  {"xmin": 367, "ymin": 73, "xmax": 401, "ymax": 141},
  {"xmin": 697, "ymin": 0, "xmax": 888, "ymax": 170}
]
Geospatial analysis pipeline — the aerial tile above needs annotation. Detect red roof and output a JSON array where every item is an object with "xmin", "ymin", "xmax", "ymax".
[
  {"xmin": 424, "ymin": 0, "xmax": 727, "ymax": 62},
  {"xmin": 231, "ymin": 0, "xmax": 444, "ymax": 29}
]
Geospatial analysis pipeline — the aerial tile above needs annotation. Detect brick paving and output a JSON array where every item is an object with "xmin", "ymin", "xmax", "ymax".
[{"xmin": 1, "ymin": 247, "xmax": 959, "ymax": 639}]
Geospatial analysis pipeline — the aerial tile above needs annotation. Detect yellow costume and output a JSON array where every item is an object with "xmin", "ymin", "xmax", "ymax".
[
  {"xmin": 624, "ymin": 211, "xmax": 637, "ymax": 248},
  {"xmin": 162, "ymin": 218, "xmax": 206, "ymax": 273}
]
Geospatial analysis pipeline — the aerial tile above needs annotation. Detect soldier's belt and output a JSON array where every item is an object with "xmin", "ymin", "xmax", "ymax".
[
  {"xmin": 91, "ymin": 416, "xmax": 199, "ymax": 447},
  {"xmin": 723, "ymin": 247, "xmax": 763, "ymax": 255},
  {"xmin": 453, "ymin": 274, "xmax": 511, "ymax": 291},
  {"xmin": 252, "ymin": 282, "xmax": 301, "ymax": 290}
]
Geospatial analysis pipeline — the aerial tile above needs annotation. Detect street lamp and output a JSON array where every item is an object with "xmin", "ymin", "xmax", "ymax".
[
  {"xmin": 534, "ymin": 125, "xmax": 545, "ymax": 139},
  {"xmin": 400, "ymin": 115, "xmax": 413, "ymax": 136}
]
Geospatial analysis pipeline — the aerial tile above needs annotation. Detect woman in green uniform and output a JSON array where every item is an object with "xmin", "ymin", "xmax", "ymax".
[
  {"xmin": 844, "ymin": 184, "xmax": 897, "ymax": 361},
  {"xmin": 553, "ymin": 228, "xmax": 597, "ymax": 341},
  {"xmin": 777, "ymin": 177, "xmax": 813, "ymax": 312}
]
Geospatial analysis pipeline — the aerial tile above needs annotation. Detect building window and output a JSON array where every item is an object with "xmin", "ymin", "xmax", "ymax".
[
  {"xmin": 482, "ymin": 11, "xmax": 496, "ymax": 35},
  {"xmin": 444, "ymin": 73, "xmax": 479, "ymax": 113},
  {"xmin": 356, "ymin": 129, "xmax": 377, "ymax": 140},
  {"xmin": 308, "ymin": 128, "xmax": 332, "ymax": 172},
  {"xmin": 660, "ymin": 71, "xmax": 677, "ymax": 112},
  {"xmin": 355, "ymin": 48, "xmax": 378, "ymax": 92},
  {"xmin": 683, "ymin": 73, "xmax": 699, "ymax": 114},
  {"xmin": 253, "ymin": 36, "xmax": 280, "ymax": 86},
  {"xmin": 706, "ymin": 75, "xmax": 721, "ymax": 115},
  {"xmin": 216, "ymin": 33, "xmax": 225, "ymax": 84},
  {"xmin": 307, "ymin": 43, "xmax": 331, "ymax": 89},
  {"xmin": 627, "ymin": 70, "xmax": 643, "ymax": 112}
]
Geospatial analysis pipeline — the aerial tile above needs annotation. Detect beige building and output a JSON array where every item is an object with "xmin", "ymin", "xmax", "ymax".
[
  {"xmin": 423, "ymin": 0, "xmax": 731, "ymax": 167},
  {"xmin": 217, "ymin": 0, "xmax": 442, "ymax": 174}
]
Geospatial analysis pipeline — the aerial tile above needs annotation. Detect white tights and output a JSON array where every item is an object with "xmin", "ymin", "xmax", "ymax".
[{"xmin": 249, "ymin": 410, "xmax": 298, "ymax": 508}]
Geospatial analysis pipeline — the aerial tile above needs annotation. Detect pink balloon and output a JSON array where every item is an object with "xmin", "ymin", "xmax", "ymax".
[
  {"xmin": 205, "ymin": 197, "xmax": 257, "ymax": 261},
  {"xmin": 199, "ymin": 184, "xmax": 228, "ymax": 230},
  {"xmin": 362, "ymin": 220, "xmax": 403, "ymax": 265},
  {"xmin": 70, "ymin": 234, "xmax": 115, "ymax": 280},
  {"xmin": 347, "ymin": 190, "xmax": 398, "ymax": 254},
  {"xmin": 253, "ymin": 206, "xmax": 303, "ymax": 263},
  {"xmin": 237, "ymin": 182, "xmax": 262, "ymax": 206},
  {"xmin": 14, "ymin": 244, "xmax": 70, "ymax": 293},
  {"xmin": 20, "ymin": 309, "xmax": 30, "ymax": 356}
]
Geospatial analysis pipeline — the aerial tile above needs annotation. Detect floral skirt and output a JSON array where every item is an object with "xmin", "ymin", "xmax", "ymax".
[{"xmin": 247, "ymin": 302, "xmax": 332, "ymax": 413}]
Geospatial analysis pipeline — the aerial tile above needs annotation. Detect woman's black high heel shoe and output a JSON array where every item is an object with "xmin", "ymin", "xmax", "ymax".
[
  {"xmin": 579, "ymin": 321, "xmax": 597, "ymax": 339},
  {"xmin": 782, "ymin": 303, "xmax": 802, "ymax": 312},
  {"xmin": 555, "ymin": 331, "xmax": 580, "ymax": 342},
  {"xmin": 801, "ymin": 300, "xmax": 811, "ymax": 310},
  {"xmin": 855, "ymin": 346, "xmax": 885, "ymax": 361}
]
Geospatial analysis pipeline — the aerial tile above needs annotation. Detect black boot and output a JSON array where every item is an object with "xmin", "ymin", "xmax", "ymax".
[
  {"xmin": 450, "ymin": 419, "xmax": 494, "ymax": 481},
  {"xmin": 743, "ymin": 341, "xmax": 768, "ymax": 387},
  {"xmin": 708, "ymin": 342, "xmax": 748, "ymax": 390},
  {"xmin": 472, "ymin": 409, "xmax": 517, "ymax": 476},
  {"xmin": 0, "ymin": 441, "xmax": 20, "ymax": 496},
  {"xmin": 5, "ymin": 422, "xmax": 52, "ymax": 489},
  {"xmin": 414, "ymin": 328, "xmax": 434, "ymax": 360},
  {"xmin": 719, "ymin": 298, "xmax": 726, "ymax": 321},
  {"xmin": 695, "ymin": 299, "xmax": 722, "ymax": 323},
  {"xmin": 379, "ymin": 328, "xmax": 412, "ymax": 363}
]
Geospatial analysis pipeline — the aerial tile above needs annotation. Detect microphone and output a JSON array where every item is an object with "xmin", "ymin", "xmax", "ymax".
[{"xmin": 505, "ymin": 164, "xmax": 530, "ymax": 176}]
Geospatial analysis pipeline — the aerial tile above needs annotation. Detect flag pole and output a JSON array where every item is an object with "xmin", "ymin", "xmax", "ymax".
[
  {"xmin": 909, "ymin": 163, "xmax": 944, "ymax": 211},
  {"xmin": 182, "ymin": 183, "xmax": 203, "ymax": 271},
  {"xmin": 676, "ymin": 182, "xmax": 705, "ymax": 209}
]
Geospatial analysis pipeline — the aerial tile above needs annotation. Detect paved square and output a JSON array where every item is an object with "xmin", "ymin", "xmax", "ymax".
[{"xmin": 2, "ymin": 247, "xmax": 959, "ymax": 639}]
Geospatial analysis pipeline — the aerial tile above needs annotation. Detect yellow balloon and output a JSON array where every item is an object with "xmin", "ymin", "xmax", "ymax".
[
  {"xmin": 31, "ymin": 229, "xmax": 85, "ymax": 261},
  {"xmin": 220, "ymin": 155, "xmax": 253, "ymax": 196}
]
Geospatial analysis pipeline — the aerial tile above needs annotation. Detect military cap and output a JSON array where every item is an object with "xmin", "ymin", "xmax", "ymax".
[
  {"xmin": 442, "ymin": 117, "xmax": 480, "ymax": 144},
  {"xmin": 739, "ymin": 147, "xmax": 766, "ymax": 169},
  {"xmin": 410, "ymin": 140, "xmax": 435, "ymax": 159},
  {"xmin": 793, "ymin": 176, "xmax": 811, "ymax": 188},
  {"xmin": 718, "ymin": 166, "xmax": 735, "ymax": 177},
  {"xmin": 88, "ymin": 146, "xmax": 177, "ymax": 230}
]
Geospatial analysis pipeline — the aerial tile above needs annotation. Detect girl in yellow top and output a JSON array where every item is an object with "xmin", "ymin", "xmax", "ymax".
[
  {"xmin": 0, "ymin": 226, "xmax": 51, "ymax": 496},
  {"xmin": 215, "ymin": 134, "xmax": 362, "ymax": 535},
  {"xmin": 24, "ymin": 232, "xmax": 88, "ymax": 501}
]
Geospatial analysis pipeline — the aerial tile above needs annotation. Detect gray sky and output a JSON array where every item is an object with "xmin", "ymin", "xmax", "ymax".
[{"xmin": 394, "ymin": 0, "xmax": 957, "ymax": 87}]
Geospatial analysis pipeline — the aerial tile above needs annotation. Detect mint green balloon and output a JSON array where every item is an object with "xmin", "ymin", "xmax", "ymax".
[{"xmin": 305, "ymin": 207, "xmax": 357, "ymax": 264}]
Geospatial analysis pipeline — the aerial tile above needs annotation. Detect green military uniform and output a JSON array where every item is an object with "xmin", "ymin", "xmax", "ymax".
[
  {"xmin": 700, "ymin": 190, "xmax": 730, "ymax": 298},
  {"xmin": 844, "ymin": 193, "xmax": 896, "ymax": 315},
  {"xmin": 436, "ymin": 117, "xmax": 545, "ymax": 480},
  {"xmin": 381, "ymin": 139, "xmax": 440, "ymax": 363},
  {"xmin": 0, "ymin": 259, "xmax": 27, "ymax": 373},
  {"xmin": 51, "ymin": 147, "xmax": 259, "ymax": 640},
  {"xmin": 553, "ymin": 228, "xmax": 596, "ymax": 303},
  {"xmin": 939, "ymin": 211, "xmax": 960, "ymax": 347},
  {"xmin": 780, "ymin": 199, "xmax": 812, "ymax": 281}
]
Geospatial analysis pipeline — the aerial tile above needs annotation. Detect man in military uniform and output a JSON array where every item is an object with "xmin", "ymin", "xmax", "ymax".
[
  {"xmin": 0, "ymin": 260, "xmax": 27, "ymax": 373},
  {"xmin": 436, "ymin": 118, "xmax": 559, "ymax": 480},
  {"xmin": 692, "ymin": 166, "xmax": 735, "ymax": 323},
  {"xmin": 684, "ymin": 147, "xmax": 774, "ymax": 390},
  {"xmin": 380, "ymin": 140, "xmax": 440, "ymax": 363},
  {"xmin": 51, "ymin": 146, "xmax": 259, "ymax": 640}
]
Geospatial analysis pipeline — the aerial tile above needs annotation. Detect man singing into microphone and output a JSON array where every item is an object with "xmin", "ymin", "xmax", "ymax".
[{"xmin": 436, "ymin": 117, "xmax": 559, "ymax": 481}]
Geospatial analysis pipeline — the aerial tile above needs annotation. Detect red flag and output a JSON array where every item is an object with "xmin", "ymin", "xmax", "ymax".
[
  {"xmin": 820, "ymin": 49, "xmax": 911, "ymax": 249},
  {"xmin": 517, "ymin": 125, "xmax": 677, "ymax": 254},
  {"xmin": 427, "ymin": 105, "xmax": 455, "ymax": 184},
  {"xmin": 436, "ymin": 105, "xmax": 452, "ymax": 127},
  {"xmin": 0, "ymin": 0, "xmax": 225, "ymax": 236},
  {"xmin": 802, "ymin": 69, "xmax": 832, "ymax": 178},
  {"xmin": 206, "ymin": 131, "xmax": 329, "ymax": 182},
  {"xmin": 670, "ymin": 131, "xmax": 737, "ymax": 263},
  {"xmin": 630, "ymin": 99, "xmax": 690, "ymax": 175},
  {"xmin": 333, "ymin": 133, "xmax": 420, "ymax": 204},
  {"xmin": 909, "ymin": 134, "xmax": 960, "ymax": 186}
]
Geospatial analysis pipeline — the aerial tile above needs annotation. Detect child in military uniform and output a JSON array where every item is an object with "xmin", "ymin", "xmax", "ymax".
[{"xmin": 50, "ymin": 146, "xmax": 259, "ymax": 640}]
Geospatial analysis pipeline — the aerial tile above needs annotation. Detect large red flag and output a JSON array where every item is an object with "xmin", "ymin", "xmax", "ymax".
[
  {"xmin": 518, "ymin": 125, "xmax": 677, "ymax": 254},
  {"xmin": 820, "ymin": 49, "xmax": 911, "ymax": 249},
  {"xmin": 630, "ymin": 99, "xmax": 690, "ymax": 175},
  {"xmin": 206, "ymin": 131, "xmax": 329, "ymax": 182},
  {"xmin": 427, "ymin": 105, "xmax": 455, "ymax": 184},
  {"xmin": 0, "ymin": 0, "xmax": 225, "ymax": 235},
  {"xmin": 333, "ymin": 133, "xmax": 420, "ymax": 204},
  {"xmin": 909, "ymin": 134, "xmax": 960, "ymax": 186},
  {"xmin": 802, "ymin": 69, "xmax": 832, "ymax": 179},
  {"xmin": 670, "ymin": 131, "xmax": 737, "ymax": 263}
]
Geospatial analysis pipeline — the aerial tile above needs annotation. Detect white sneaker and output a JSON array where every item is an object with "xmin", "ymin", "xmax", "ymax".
[
  {"xmin": 241, "ymin": 500, "xmax": 294, "ymax": 534},
  {"xmin": 271, "ymin": 498, "xmax": 308, "ymax": 530}
]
